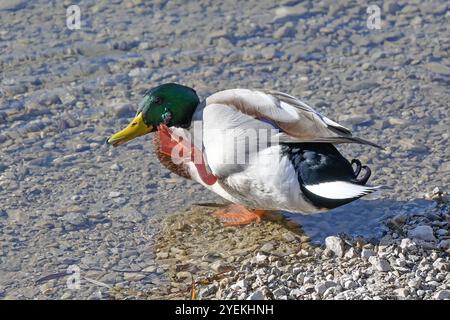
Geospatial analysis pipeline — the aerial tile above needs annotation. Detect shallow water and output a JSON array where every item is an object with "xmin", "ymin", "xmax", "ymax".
[{"xmin": 287, "ymin": 198, "xmax": 436, "ymax": 244}]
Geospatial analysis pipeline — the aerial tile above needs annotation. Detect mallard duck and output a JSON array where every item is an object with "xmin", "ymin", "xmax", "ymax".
[{"xmin": 108, "ymin": 83, "xmax": 381, "ymax": 225}]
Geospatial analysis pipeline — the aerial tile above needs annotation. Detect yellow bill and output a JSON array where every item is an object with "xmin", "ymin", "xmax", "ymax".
[{"xmin": 107, "ymin": 112, "xmax": 153, "ymax": 147}]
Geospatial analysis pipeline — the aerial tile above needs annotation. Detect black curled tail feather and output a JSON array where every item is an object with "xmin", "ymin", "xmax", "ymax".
[
  {"xmin": 282, "ymin": 144, "xmax": 379, "ymax": 210},
  {"xmin": 351, "ymin": 159, "xmax": 372, "ymax": 185}
]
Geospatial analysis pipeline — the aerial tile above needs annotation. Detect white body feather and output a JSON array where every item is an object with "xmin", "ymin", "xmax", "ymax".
[{"xmin": 176, "ymin": 89, "xmax": 380, "ymax": 213}]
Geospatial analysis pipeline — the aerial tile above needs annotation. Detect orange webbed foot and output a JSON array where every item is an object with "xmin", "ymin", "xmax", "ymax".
[{"xmin": 213, "ymin": 204, "xmax": 266, "ymax": 226}]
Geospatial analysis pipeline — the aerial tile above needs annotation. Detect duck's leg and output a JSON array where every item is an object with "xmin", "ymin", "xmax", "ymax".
[{"xmin": 213, "ymin": 204, "xmax": 267, "ymax": 226}]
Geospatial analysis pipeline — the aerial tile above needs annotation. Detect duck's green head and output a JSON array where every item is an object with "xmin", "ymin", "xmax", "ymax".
[{"xmin": 107, "ymin": 83, "xmax": 199, "ymax": 147}]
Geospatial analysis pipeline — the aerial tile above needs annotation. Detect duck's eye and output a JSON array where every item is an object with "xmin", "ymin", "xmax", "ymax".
[
  {"xmin": 154, "ymin": 96, "xmax": 163, "ymax": 105},
  {"xmin": 131, "ymin": 122, "xmax": 137, "ymax": 127}
]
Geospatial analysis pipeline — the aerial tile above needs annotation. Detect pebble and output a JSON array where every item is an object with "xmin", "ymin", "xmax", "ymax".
[
  {"xmin": 425, "ymin": 63, "xmax": 450, "ymax": 75},
  {"xmin": 438, "ymin": 239, "xmax": 450, "ymax": 250},
  {"xmin": 110, "ymin": 163, "xmax": 122, "ymax": 171},
  {"xmin": 142, "ymin": 266, "xmax": 157, "ymax": 273},
  {"xmin": 124, "ymin": 273, "xmax": 146, "ymax": 281},
  {"xmin": 260, "ymin": 242, "xmax": 274, "ymax": 253},
  {"xmin": 156, "ymin": 252, "xmax": 169, "ymax": 259},
  {"xmin": 257, "ymin": 48, "xmax": 274, "ymax": 61},
  {"xmin": 394, "ymin": 288, "xmax": 409, "ymax": 298},
  {"xmin": 128, "ymin": 68, "xmax": 151, "ymax": 78},
  {"xmin": 434, "ymin": 290, "xmax": 450, "ymax": 300},
  {"xmin": 255, "ymin": 253, "xmax": 268, "ymax": 264},
  {"xmin": 325, "ymin": 236, "xmax": 344, "ymax": 257},
  {"xmin": 344, "ymin": 247, "xmax": 357, "ymax": 259},
  {"xmin": 407, "ymin": 278, "xmax": 421, "ymax": 289},
  {"xmin": 176, "ymin": 271, "xmax": 192, "ymax": 282},
  {"xmin": 347, "ymin": 81, "xmax": 379, "ymax": 93},
  {"xmin": 368, "ymin": 256, "xmax": 391, "ymax": 272},
  {"xmin": 273, "ymin": 22, "xmax": 296, "ymax": 39},
  {"xmin": 112, "ymin": 103, "xmax": 134, "ymax": 118},
  {"xmin": 199, "ymin": 285, "xmax": 217, "ymax": 299},
  {"xmin": 408, "ymin": 225, "xmax": 436, "ymax": 241},
  {"xmin": 43, "ymin": 141, "xmax": 55, "ymax": 149},
  {"xmin": 361, "ymin": 248, "xmax": 377, "ymax": 260},
  {"xmin": 343, "ymin": 280, "xmax": 357, "ymax": 290},
  {"xmin": 247, "ymin": 289, "xmax": 265, "ymax": 300},
  {"xmin": 315, "ymin": 281, "xmax": 337, "ymax": 296},
  {"xmin": 272, "ymin": 287, "xmax": 287, "ymax": 299},
  {"xmin": 108, "ymin": 191, "xmax": 121, "ymax": 198},
  {"xmin": 62, "ymin": 212, "xmax": 87, "ymax": 227},
  {"xmin": 400, "ymin": 238, "xmax": 417, "ymax": 251},
  {"xmin": 210, "ymin": 260, "xmax": 229, "ymax": 273},
  {"xmin": 295, "ymin": 273, "xmax": 304, "ymax": 285}
]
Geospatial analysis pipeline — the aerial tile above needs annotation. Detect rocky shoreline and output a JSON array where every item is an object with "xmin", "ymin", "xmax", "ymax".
[{"xmin": 146, "ymin": 189, "xmax": 449, "ymax": 300}]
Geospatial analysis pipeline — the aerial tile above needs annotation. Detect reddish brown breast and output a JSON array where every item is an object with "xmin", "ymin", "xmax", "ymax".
[{"xmin": 152, "ymin": 133, "xmax": 191, "ymax": 180}]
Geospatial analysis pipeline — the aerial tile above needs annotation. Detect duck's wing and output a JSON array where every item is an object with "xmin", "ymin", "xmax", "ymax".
[{"xmin": 205, "ymin": 89, "xmax": 381, "ymax": 148}]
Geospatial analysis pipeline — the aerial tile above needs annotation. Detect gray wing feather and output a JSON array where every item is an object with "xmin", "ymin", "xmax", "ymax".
[{"xmin": 204, "ymin": 89, "xmax": 382, "ymax": 149}]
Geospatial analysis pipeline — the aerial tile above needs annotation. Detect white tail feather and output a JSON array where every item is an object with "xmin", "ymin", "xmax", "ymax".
[{"xmin": 304, "ymin": 181, "xmax": 381, "ymax": 200}]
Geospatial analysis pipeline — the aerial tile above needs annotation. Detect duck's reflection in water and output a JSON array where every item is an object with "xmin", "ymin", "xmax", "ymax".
[{"xmin": 283, "ymin": 198, "xmax": 435, "ymax": 245}]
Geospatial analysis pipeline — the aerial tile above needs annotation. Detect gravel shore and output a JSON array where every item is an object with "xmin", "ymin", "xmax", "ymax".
[
  {"xmin": 149, "ymin": 190, "xmax": 449, "ymax": 300},
  {"xmin": 0, "ymin": 0, "xmax": 449, "ymax": 299}
]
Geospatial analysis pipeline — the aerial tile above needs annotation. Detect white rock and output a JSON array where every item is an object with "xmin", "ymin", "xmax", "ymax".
[
  {"xmin": 110, "ymin": 163, "xmax": 122, "ymax": 171},
  {"xmin": 325, "ymin": 236, "xmax": 344, "ymax": 257},
  {"xmin": 0, "ymin": 0, "xmax": 27, "ymax": 11},
  {"xmin": 438, "ymin": 239, "xmax": 450, "ymax": 250},
  {"xmin": 267, "ymin": 275, "xmax": 276, "ymax": 283},
  {"xmin": 128, "ymin": 67, "xmax": 151, "ymax": 78},
  {"xmin": 272, "ymin": 287, "xmax": 287, "ymax": 299},
  {"xmin": 400, "ymin": 238, "xmax": 417, "ymax": 251},
  {"xmin": 408, "ymin": 225, "xmax": 436, "ymax": 241},
  {"xmin": 138, "ymin": 42, "xmax": 151, "ymax": 50},
  {"xmin": 395, "ymin": 258, "xmax": 407, "ymax": 267},
  {"xmin": 344, "ymin": 247, "xmax": 357, "ymax": 259},
  {"xmin": 394, "ymin": 288, "xmax": 409, "ymax": 298},
  {"xmin": 247, "ymin": 290, "xmax": 265, "ymax": 300},
  {"xmin": 417, "ymin": 290, "xmax": 425, "ymax": 297},
  {"xmin": 361, "ymin": 248, "xmax": 377, "ymax": 260},
  {"xmin": 260, "ymin": 242, "xmax": 274, "ymax": 252},
  {"xmin": 303, "ymin": 276, "xmax": 314, "ymax": 284},
  {"xmin": 432, "ymin": 258, "xmax": 448, "ymax": 271},
  {"xmin": 108, "ymin": 191, "xmax": 121, "ymax": 198},
  {"xmin": 112, "ymin": 103, "xmax": 134, "ymax": 118},
  {"xmin": 292, "ymin": 267, "xmax": 302, "ymax": 275},
  {"xmin": 142, "ymin": 265, "xmax": 156, "ymax": 273},
  {"xmin": 323, "ymin": 287, "xmax": 337, "ymax": 298},
  {"xmin": 274, "ymin": 260, "xmax": 283, "ymax": 268},
  {"xmin": 124, "ymin": 272, "xmax": 145, "ymax": 281},
  {"xmin": 199, "ymin": 284, "xmax": 217, "ymax": 299},
  {"xmin": 61, "ymin": 292, "xmax": 72, "ymax": 299},
  {"xmin": 407, "ymin": 278, "xmax": 421, "ymax": 289},
  {"xmin": 315, "ymin": 283, "xmax": 328, "ymax": 295},
  {"xmin": 315, "ymin": 281, "xmax": 337, "ymax": 295},
  {"xmin": 282, "ymin": 232, "xmax": 296, "ymax": 242},
  {"xmin": 295, "ymin": 273, "xmax": 304, "ymax": 285},
  {"xmin": 156, "ymin": 252, "xmax": 168, "ymax": 259},
  {"xmin": 289, "ymin": 288, "xmax": 304, "ymax": 299},
  {"xmin": 434, "ymin": 290, "xmax": 450, "ymax": 300},
  {"xmin": 255, "ymin": 253, "xmax": 268, "ymax": 264},
  {"xmin": 369, "ymin": 256, "xmax": 391, "ymax": 272},
  {"xmin": 235, "ymin": 279, "xmax": 248, "ymax": 290},
  {"xmin": 211, "ymin": 260, "xmax": 229, "ymax": 273},
  {"xmin": 43, "ymin": 141, "xmax": 55, "ymax": 149},
  {"xmin": 343, "ymin": 280, "xmax": 358, "ymax": 290}
]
